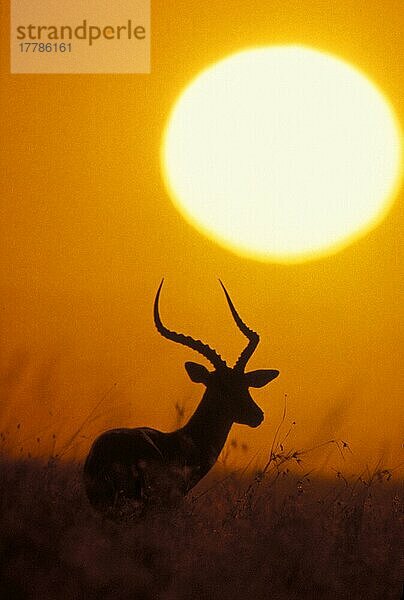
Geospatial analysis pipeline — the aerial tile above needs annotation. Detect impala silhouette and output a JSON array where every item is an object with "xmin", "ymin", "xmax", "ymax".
[{"xmin": 84, "ymin": 280, "xmax": 279, "ymax": 513}]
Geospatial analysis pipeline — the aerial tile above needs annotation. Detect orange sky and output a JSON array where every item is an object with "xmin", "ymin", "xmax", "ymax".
[{"xmin": 0, "ymin": 0, "xmax": 403, "ymax": 475}]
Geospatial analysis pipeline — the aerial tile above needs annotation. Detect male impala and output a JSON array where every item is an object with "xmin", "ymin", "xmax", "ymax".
[{"xmin": 84, "ymin": 280, "xmax": 279, "ymax": 513}]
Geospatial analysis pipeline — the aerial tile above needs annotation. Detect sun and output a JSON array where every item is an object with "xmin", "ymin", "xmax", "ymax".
[{"xmin": 161, "ymin": 46, "xmax": 402, "ymax": 263}]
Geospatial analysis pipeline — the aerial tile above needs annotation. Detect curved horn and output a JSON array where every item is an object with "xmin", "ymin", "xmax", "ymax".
[
  {"xmin": 219, "ymin": 280, "xmax": 259, "ymax": 372},
  {"xmin": 154, "ymin": 279, "xmax": 227, "ymax": 370}
]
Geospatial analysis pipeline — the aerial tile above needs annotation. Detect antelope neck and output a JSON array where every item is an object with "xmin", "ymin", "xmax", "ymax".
[{"xmin": 180, "ymin": 388, "xmax": 234, "ymax": 459}]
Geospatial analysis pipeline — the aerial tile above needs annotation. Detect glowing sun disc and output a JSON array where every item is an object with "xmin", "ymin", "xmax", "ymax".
[{"xmin": 161, "ymin": 46, "xmax": 402, "ymax": 262}]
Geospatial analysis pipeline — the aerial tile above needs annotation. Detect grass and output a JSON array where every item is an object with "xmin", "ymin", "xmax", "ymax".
[
  {"xmin": 0, "ymin": 447, "xmax": 402, "ymax": 599},
  {"xmin": 0, "ymin": 394, "xmax": 402, "ymax": 598}
]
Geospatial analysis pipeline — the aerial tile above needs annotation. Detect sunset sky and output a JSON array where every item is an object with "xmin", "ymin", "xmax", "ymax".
[{"xmin": 0, "ymin": 0, "xmax": 402, "ymax": 475}]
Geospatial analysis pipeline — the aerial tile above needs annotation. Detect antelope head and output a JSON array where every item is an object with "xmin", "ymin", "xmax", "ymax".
[{"xmin": 154, "ymin": 280, "xmax": 279, "ymax": 428}]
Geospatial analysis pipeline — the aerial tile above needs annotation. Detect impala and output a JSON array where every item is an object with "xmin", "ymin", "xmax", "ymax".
[{"xmin": 84, "ymin": 280, "xmax": 279, "ymax": 513}]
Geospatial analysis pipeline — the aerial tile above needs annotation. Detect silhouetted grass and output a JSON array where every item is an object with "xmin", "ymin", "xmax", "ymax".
[{"xmin": 0, "ymin": 452, "xmax": 402, "ymax": 599}]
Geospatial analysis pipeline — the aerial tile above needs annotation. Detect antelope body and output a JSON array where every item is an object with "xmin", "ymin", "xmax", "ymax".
[{"xmin": 84, "ymin": 281, "xmax": 279, "ymax": 513}]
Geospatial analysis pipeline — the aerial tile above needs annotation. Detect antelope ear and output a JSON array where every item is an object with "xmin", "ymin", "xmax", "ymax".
[
  {"xmin": 185, "ymin": 362, "xmax": 210, "ymax": 384},
  {"xmin": 245, "ymin": 369, "xmax": 279, "ymax": 388}
]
